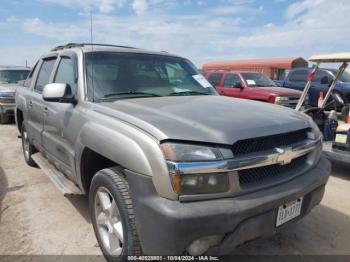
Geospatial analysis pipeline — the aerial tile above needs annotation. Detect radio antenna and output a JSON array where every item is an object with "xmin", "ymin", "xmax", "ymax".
[
  {"xmin": 90, "ymin": 10, "xmax": 95, "ymax": 102},
  {"xmin": 90, "ymin": 10, "xmax": 93, "ymax": 47}
]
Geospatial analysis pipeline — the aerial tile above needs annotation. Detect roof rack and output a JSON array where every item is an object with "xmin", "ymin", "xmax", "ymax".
[
  {"xmin": 0, "ymin": 65, "xmax": 31, "ymax": 69},
  {"xmin": 51, "ymin": 43, "xmax": 138, "ymax": 51}
]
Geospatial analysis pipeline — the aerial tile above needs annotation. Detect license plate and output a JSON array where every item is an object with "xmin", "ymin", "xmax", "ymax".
[
  {"xmin": 276, "ymin": 197, "xmax": 303, "ymax": 227},
  {"xmin": 335, "ymin": 134, "xmax": 348, "ymax": 144}
]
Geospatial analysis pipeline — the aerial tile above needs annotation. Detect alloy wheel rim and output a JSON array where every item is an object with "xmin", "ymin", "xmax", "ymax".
[{"xmin": 94, "ymin": 187, "xmax": 124, "ymax": 256}]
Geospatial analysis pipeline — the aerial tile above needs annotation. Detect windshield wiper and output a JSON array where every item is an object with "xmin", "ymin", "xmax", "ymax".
[
  {"xmin": 168, "ymin": 90, "xmax": 210, "ymax": 96},
  {"xmin": 103, "ymin": 91, "xmax": 162, "ymax": 98}
]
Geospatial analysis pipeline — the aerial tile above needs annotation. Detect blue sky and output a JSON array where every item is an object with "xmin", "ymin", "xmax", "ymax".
[{"xmin": 0, "ymin": 0, "xmax": 349, "ymax": 67}]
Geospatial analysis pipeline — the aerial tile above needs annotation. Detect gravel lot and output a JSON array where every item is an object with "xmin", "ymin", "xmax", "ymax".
[{"xmin": 0, "ymin": 124, "xmax": 350, "ymax": 257}]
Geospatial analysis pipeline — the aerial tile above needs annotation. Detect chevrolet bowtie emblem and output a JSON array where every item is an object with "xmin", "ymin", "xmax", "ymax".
[{"xmin": 276, "ymin": 147, "xmax": 294, "ymax": 165}]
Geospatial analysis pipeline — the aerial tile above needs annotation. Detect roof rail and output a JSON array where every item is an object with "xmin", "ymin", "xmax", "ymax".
[
  {"xmin": 0, "ymin": 65, "xmax": 31, "ymax": 69},
  {"xmin": 51, "ymin": 43, "xmax": 138, "ymax": 51}
]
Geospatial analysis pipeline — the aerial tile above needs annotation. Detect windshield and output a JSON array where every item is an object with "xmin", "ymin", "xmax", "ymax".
[
  {"xmin": 0, "ymin": 70, "xmax": 30, "ymax": 84},
  {"xmin": 85, "ymin": 52, "xmax": 216, "ymax": 101},
  {"xmin": 241, "ymin": 72, "xmax": 277, "ymax": 87},
  {"xmin": 329, "ymin": 69, "xmax": 350, "ymax": 82}
]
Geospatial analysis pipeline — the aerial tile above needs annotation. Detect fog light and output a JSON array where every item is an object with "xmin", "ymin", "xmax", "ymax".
[
  {"xmin": 187, "ymin": 235, "xmax": 223, "ymax": 255},
  {"xmin": 173, "ymin": 173, "xmax": 229, "ymax": 195}
]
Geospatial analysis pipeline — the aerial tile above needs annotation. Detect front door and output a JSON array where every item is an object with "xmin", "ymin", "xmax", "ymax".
[
  {"xmin": 42, "ymin": 54, "xmax": 78, "ymax": 179},
  {"xmin": 220, "ymin": 73, "xmax": 243, "ymax": 98}
]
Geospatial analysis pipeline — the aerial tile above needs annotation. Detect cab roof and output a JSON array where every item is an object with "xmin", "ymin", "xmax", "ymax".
[{"xmin": 309, "ymin": 53, "xmax": 350, "ymax": 63}]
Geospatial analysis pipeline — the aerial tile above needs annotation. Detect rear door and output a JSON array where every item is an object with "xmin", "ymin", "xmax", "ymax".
[
  {"xmin": 27, "ymin": 56, "xmax": 57, "ymax": 150},
  {"xmin": 220, "ymin": 73, "xmax": 244, "ymax": 98},
  {"xmin": 42, "ymin": 53, "xmax": 78, "ymax": 179}
]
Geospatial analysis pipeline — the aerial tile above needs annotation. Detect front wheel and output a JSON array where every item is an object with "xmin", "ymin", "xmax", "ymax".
[
  {"xmin": 21, "ymin": 124, "xmax": 37, "ymax": 167},
  {"xmin": 89, "ymin": 167, "xmax": 142, "ymax": 261}
]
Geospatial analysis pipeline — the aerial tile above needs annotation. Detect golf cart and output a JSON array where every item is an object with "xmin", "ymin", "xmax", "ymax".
[{"xmin": 295, "ymin": 53, "xmax": 350, "ymax": 164}]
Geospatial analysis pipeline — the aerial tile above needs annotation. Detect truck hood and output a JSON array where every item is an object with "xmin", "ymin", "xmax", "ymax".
[
  {"xmin": 0, "ymin": 84, "xmax": 17, "ymax": 93},
  {"xmin": 337, "ymin": 81, "xmax": 350, "ymax": 89},
  {"xmin": 96, "ymin": 95, "xmax": 311, "ymax": 145},
  {"xmin": 253, "ymin": 86, "xmax": 302, "ymax": 97}
]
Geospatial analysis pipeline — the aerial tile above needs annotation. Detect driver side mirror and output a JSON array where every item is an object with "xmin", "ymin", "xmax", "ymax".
[{"xmin": 42, "ymin": 83, "xmax": 75, "ymax": 103}]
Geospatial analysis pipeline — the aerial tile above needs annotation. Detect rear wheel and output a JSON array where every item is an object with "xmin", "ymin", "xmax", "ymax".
[
  {"xmin": 21, "ymin": 124, "xmax": 37, "ymax": 167},
  {"xmin": 90, "ymin": 167, "xmax": 142, "ymax": 261}
]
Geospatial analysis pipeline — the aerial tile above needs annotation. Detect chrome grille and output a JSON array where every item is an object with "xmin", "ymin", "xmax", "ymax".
[
  {"xmin": 238, "ymin": 155, "xmax": 308, "ymax": 189},
  {"xmin": 232, "ymin": 128, "xmax": 309, "ymax": 156},
  {"xmin": 285, "ymin": 97, "xmax": 300, "ymax": 108}
]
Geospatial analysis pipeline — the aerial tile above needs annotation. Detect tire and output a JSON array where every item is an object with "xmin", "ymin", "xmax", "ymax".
[
  {"xmin": 89, "ymin": 167, "xmax": 142, "ymax": 262},
  {"xmin": 21, "ymin": 124, "xmax": 37, "ymax": 167}
]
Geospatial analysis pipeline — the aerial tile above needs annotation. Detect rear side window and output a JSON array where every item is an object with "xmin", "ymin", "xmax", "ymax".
[
  {"xmin": 289, "ymin": 70, "xmax": 308, "ymax": 82},
  {"xmin": 224, "ymin": 74, "xmax": 242, "ymax": 88},
  {"xmin": 54, "ymin": 57, "xmax": 78, "ymax": 94},
  {"xmin": 207, "ymin": 73, "xmax": 223, "ymax": 86},
  {"xmin": 35, "ymin": 58, "xmax": 56, "ymax": 92},
  {"xmin": 24, "ymin": 62, "xmax": 38, "ymax": 88}
]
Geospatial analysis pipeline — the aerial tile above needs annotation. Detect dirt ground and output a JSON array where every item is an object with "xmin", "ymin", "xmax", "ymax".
[{"xmin": 0, "ymin": 124, "xmax": 350, "ymax": 257}]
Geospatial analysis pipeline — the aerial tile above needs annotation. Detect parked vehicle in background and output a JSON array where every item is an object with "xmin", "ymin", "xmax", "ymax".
[
  {"xmin": 293, "ymin": 52, "xmax": 350, "ymax": 165},
  {"xmin": 204, "ymin": 70, "xmax": 305, "ymax": 108},
  {"xmin": 16, "ymin": 43, "xmax": 330, "ymax": 259},
  {"xmin": 278, "ymin": 67, "xmax": 350, "ymax": 107},
  {"xmin": 202, "ymin": 57, "xmax": 308, "ymax": 81},
  {"xmin": 0, "ymin": 66, "xmax": 30, "ymax": 124}
]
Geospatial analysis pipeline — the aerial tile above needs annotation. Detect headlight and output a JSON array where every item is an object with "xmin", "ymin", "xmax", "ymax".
[
  {"xmin": 274, "ymin": 96, "xmax": 289, "ymax": 105},
  {"xmin": 306, "ymin": 120, "xmax": 323, "ymax": 165},
  {"xmin": 308, "ymin": 120, "xmax": 322, "ymax": 140},
  {"xmin": 161, "ymin": 143, "xmax": 233, "ymax": 162},
  {"xmin": 161, "ymin": 143, "xmax": 233, "ymax": 195}
]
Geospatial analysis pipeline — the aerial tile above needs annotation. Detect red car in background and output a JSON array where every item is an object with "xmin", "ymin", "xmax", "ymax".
[{"xmin": 204, "ymin": 70, "xmax": 305, "ymax": 108}]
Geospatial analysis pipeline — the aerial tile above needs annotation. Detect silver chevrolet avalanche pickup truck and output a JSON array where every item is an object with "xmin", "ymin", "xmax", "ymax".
[{"xmin": 15, "ymin": 43, "xmax": 330, "ymax": 260}]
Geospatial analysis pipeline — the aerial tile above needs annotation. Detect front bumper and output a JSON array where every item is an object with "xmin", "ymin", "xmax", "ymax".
[
  {"xmin": 323, "ymin": 141, "xmax": 350, "ymax": 163},
  {"xmin": 125, "ymin": 157, "xmax": 331, "ymax": 255},
  {"xmin": 0, "ymin": 103, "xmax": 15, "ymax": 116}
]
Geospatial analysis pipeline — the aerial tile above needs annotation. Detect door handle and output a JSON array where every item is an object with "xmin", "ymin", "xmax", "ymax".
[
  {"xmin": 43, "ymin": 107, "xmax": 49, "ymax": 115},
  {"xmin": 28, "ymin": 101, "xmax": 33, "ymax": 109}
]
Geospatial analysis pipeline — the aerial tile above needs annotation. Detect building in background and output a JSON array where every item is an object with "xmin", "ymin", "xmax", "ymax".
[{"xmin": 202, "ymin": 57, "xmax": 308, "ymax": 80}]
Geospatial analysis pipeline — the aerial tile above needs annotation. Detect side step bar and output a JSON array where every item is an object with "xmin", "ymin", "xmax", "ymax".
[{"xmin": 32, "ymin": 153, "xmax": 83, "ymax": 195}]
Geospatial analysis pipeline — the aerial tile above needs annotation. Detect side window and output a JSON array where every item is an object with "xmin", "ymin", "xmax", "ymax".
[
  {"xmin": 54, "ymin": 57, "xmax": 78, "ymax": 94},
  {"xmin": 289, "ymin": 70, "xmax": 308, "ymax": 82},
  {"xmin": 207, "ymin": 73, "xmax": 223, "ymax": 86},
  {"xmin": 35, "ymin": 58, "xmax": 56, "ymax": 92},
  {"xmin": 24, "ymin": 62, "xmax": 38, "ymax": 88},
  {"xmin": 312, "ymin": 70, "xmax": 333, "ymax": 84},
  {"xmin": 224, "ymin": 74, "xmax": 242, "ymax": 88}
]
